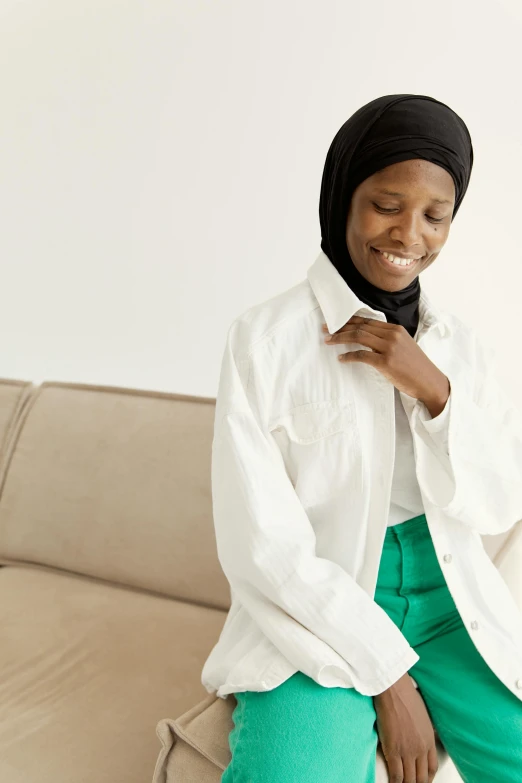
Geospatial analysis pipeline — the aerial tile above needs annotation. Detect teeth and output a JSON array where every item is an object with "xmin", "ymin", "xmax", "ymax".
[{"xmin": 381, "ymin": 251, "xmax": 418, "ymax": 266}]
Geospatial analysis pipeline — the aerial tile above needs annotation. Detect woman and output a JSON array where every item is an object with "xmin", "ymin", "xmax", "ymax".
[{"xmin": 201, "ymin": 94, "xmax": 522, "ymax": 782}]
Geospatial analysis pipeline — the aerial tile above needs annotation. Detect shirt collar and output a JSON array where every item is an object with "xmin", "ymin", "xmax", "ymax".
[{"xmin": 306, "ymin": 249, "xmax": 450, "ymax": 338}]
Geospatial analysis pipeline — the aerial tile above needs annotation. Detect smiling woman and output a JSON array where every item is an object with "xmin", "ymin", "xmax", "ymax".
[
  {"xmin": 205, "ymin": 94, "xmax": 522, "ymax": 783},
  {"xmin": 318, "ymin": 93, "xmax": 473, "ymax": 338}
]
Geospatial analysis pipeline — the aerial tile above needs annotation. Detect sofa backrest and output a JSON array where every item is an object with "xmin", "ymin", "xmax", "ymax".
[
  {"xmin": 0, "ymin": 381, "xmax": 231, "ymax": 611},
  {"xmin": 0, "ymin": 378, "xmax": 518, "ymax": 615},
  {"xmin": 0, "ymin": 379, "xmax": 34, "ymax": 473}
]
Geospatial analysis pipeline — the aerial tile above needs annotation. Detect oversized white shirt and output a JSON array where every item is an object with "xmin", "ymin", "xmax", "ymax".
[{"xmin": 201, "ymin": 248, "xmax": 522, "ymax": 701}]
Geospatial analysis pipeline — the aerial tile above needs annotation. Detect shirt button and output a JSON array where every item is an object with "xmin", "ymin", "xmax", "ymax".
[
  {"xmin": 516, "ymin": 679, "xmax": 522, "ymax": 689},
  {"xmin": 470, "ymin": 620, "xmax": 479, "ymax": 630},
  {"xmin": 443, "ymin": 554, "xmax": 452, "ymax": 563}
]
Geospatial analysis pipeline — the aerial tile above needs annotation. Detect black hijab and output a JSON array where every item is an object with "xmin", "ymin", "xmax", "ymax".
[{"xmin": 319, "ymin": 94, "xmax": 474, "ymax": 337}]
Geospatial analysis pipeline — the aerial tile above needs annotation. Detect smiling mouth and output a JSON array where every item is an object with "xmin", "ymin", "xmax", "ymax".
[{"xmin": 371, "ymin": 247, "xmax": 421, "ymax": 273}]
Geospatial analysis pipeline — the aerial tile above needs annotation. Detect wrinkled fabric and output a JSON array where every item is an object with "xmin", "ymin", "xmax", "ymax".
[
  {"xmin": 202, "ymin": 248, "xmax": 522, "ymax": 702},
  {"xmin": 386, "ymin": 382, "xmax": 451, "ymax": 527}
]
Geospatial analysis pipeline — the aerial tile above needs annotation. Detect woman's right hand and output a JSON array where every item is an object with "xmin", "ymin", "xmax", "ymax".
[{"xmin": 373, "ymin": 673, "xmax": 439, "ymax": 782}]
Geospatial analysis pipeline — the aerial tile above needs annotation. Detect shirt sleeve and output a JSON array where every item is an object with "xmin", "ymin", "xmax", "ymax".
[
  {"xmin": 211, "ymin": 319, "xmax": 419, "ymax": 697},
  {"xmin": 417, "ymin": 391, "xmax": 451, "ymax": 453},
  {"xmin": 409, "ymin": 330, "xmax": 522, "ymax": 536}
]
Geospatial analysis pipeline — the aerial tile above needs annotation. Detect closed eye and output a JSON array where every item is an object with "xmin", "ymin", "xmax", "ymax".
[{"xmin": 373, "ymin": 203, "xmax": 445, "ymax": 223}]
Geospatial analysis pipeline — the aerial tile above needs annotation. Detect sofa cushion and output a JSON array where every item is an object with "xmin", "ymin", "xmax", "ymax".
[
  {"xmin": 0, "ymin": 381, "xmax": 230, "ymax": 610},
  {"xmin": 0, "ymin": 564, "xmax": 227, "ymax": 783},
  {"xmin": 153, "ymin": 690, "xmax": 455, "ymax": 783}
]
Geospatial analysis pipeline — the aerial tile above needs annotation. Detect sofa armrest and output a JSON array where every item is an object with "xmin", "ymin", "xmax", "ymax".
[{"xmin": 152, "ymin": 694, "xmax": 233, "ymax": 783}]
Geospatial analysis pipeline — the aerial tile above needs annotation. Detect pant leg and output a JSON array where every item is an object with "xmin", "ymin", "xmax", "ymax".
[
  {"xmin": 410, "ymin": 619, "xmax": 522, "ymax": 782},
  {"xmin": 221, "ymin": 671, "xmax": 379, "ymax": 783},
  {"xmin": 375, "ymin": 514, "xmax": 522, "ymax": 783}
]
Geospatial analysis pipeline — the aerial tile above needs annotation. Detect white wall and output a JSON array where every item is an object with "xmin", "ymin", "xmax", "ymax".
[{"xmin": 1, "ymin": 0, "xmax": 521, "ymax": 404}]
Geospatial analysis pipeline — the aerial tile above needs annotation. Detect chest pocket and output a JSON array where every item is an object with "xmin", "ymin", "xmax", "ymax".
[{"xmin": 268, "ymin": 398, "xmax": 362, "ymax": 507}]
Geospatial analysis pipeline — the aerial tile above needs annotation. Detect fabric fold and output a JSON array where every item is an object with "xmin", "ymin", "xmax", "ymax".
[{"xmin": 411, "ymin": 334, "xmax": 522, "ymax": 535}]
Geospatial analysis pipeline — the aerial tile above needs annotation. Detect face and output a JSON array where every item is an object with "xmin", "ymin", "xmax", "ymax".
[{"xmin": 345, "ymin": 159, "xmax": 456, "ymax": 291}]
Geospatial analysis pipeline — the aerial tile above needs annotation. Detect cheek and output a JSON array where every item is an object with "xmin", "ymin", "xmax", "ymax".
[
  {"xmin": 422, "ymin": 251, "xmax": 439, "ymax": 270},
  {"xmin": 428, "ymin": 225, "xmax": 450, "ymax": 251},
  {"xmin": 347, "ymin": 210, "xmax": 383, "ymax": 244}
]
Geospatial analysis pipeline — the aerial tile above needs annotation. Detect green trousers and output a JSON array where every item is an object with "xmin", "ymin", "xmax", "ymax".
[{"xmin": 221, "ymin": 514, "xmax": 522, "ymax": 782}]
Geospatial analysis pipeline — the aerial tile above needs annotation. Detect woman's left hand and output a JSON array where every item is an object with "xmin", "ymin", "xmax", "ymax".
[{"xmin": 322, "ymin": 315, "xmax": 450, "ymax": 409}]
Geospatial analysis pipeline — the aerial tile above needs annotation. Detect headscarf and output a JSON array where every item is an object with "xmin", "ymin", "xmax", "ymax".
[{"xmin": 318, "ymin": 94, "xmax": 474, "ymax": 337}]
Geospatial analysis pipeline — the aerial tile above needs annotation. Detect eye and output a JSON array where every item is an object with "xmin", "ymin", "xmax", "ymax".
[{"xmin": 373, "ymin": 203, "xmax": 445, "ymax": 223}]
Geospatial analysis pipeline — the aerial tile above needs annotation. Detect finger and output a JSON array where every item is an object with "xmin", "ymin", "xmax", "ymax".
[
  {"xmin": 384, "ymin": 752, "xmax": 403, "ymax": 783},
  {"xmin": 416, "ymin": 753, "xmax": 429, "ymax": 783},
  {"xmin": 427, "ymin": 745, "xmax": 439, "ymax": 782},
  {"xmin": 329, "ymin": 324, "xmax": 393, "ymax": 338},
  {"xmin": 327, "ymin": 329, "xmax": 386, "ymax": 353},
  {"xmin": 348, "ymin": 316, "xmax": 402, "ymax": 332},
  {"xmin": 321, "ymin": 320, "xmax": 398, "ymax": 337},
  {"xmin": 402, "ymin": 754, "xmax": 417, "ymax": 782},
  {"xmin": 338, "ymin": 349, "xmax": 378, "ymax": 364}
]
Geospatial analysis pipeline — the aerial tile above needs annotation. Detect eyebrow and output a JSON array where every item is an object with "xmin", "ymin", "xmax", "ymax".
[{"xmin": 375, "ymin": 188, "xmax": 452, "ymax": 205}]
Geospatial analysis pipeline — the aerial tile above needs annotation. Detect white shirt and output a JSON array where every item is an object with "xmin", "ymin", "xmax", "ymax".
[
  {"xmin": 387, "ymin": 384, "xmax": 450, "ymax": 526},
  {"xmin": 201, "ymin": 249, "xmax": 522, "ymax": 701}
]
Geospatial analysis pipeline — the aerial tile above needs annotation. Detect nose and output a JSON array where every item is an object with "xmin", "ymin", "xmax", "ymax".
[{"xmin": 389, "ymin": 211, "xmax": 424, "ymax": 251}]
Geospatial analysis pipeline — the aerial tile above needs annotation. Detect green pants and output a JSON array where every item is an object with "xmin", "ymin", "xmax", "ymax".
[{"xmin": 221, "ymin": 514, "xmax": 522, "ymax": 782}]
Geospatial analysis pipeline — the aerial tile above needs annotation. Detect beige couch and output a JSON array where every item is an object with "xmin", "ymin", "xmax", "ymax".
[{"xmin": 0, "ymin": 378, "xmax": 520, "ymax": 783}]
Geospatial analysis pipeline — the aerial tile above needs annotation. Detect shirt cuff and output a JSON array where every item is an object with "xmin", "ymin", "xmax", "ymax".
[{"xmin": 416, "ymin": 392, "xmax": 451, "ymax": 452}]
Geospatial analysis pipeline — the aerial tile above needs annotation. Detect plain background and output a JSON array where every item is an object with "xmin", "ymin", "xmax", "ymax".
[{"xmin": 1, "ymin": 0, "xmax": 521, "ymax": 405}]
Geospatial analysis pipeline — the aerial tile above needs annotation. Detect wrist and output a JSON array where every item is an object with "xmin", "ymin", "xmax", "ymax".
[
  {"xmin": 420, "ymin": 375, "xmax": 450, "ymax": 418},
  {"xmin": 374, "ymin": 672, "xmax": 414, "ymax": 701}
]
